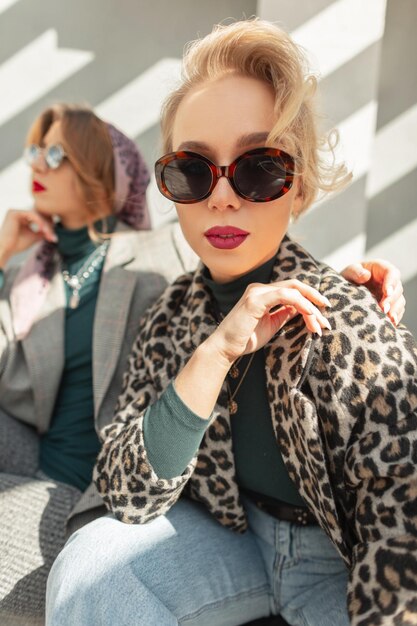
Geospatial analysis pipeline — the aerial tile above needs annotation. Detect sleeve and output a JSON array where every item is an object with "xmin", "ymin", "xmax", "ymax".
[
  {"xmin": 311, "ymin": 273, "xmax": 417, "ymax": 626},
  {"xmin": 93, "ymin": 280, "xmax": 204, "ymax": 525},
  {"xmin": 144, "ymin": 381, "xmax": 208, "ymax": 479}
]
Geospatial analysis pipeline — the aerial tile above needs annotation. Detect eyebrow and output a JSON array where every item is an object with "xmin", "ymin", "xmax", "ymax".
[{"xmin": 176, "ymin": 132, "xmax": 270, "ymax": 153}]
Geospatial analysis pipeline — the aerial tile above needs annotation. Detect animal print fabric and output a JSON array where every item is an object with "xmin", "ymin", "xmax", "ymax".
[{"xmin": 94, "ymin": 236, "xmax": 417, "ymax": 625}]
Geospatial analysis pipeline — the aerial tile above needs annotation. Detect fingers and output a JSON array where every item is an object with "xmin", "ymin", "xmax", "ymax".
[
  {"xmin": 388, "ymin": 294, "xmax": 406, "ymax": 326},
  {"xmin": 269, "ymin": 305, "xmax": 297, "ymax": 330},
  {"xmin": 284, "ymin": 279, "xmax": 333, "ymax": 309},
  {"xmin": 244, "ymin": 282, "xmax": 331, "ymax": 336},
  {"xmin": 341, "ymin": 263, "xmax": 372, "ymax": 284},
  {"xmin": 360, "ymin": 259, "xmax": 401, "ymax": 299},
  {"xmin": 362, "ymin": 260, "xmax": 403, "ymax": 325},
  {"xmin": 375, "ymin": 262, "xmax": 401, "ymax": 300},
  {"xmin": 380, "ymin": 280, "xmax": 405, "ymax": 326},
  {"xmin": 344, "ymin": 259, "xmax": 405, "ymax": 326},
  {"xmin": 19, "ymin": 210, "xmax": 57, "ymax": 243}
]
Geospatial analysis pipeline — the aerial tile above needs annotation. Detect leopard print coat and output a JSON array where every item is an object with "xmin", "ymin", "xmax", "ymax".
[{"xmin": 94, "ymin": 236, "xmax": 417, "ymax": 626}]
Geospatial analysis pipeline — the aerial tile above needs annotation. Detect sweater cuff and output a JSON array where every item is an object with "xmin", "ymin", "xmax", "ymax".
[{"xmin": 143, "ymin": 381, "xmax": 209, "ymax": 479}]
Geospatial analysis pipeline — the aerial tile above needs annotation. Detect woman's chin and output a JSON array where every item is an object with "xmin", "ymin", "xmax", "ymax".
[{"xmin": 33, "ymin": 203, "xmax": 55, "ymax": 218}]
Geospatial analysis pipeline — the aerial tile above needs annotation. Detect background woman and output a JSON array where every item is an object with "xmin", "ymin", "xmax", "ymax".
[
  {"xmin": 0, "ymin": 103, "xmax": 196, "ymax": 624},
  {"xmin": 46, "ymin": 20, "xmax": 416, "ymax": 626}
]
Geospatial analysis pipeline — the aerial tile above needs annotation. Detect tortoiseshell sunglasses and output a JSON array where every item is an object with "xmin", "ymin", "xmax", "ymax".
[{"xmin": 155, "ymin": 147, "xmax": 295, "ymax": 204}]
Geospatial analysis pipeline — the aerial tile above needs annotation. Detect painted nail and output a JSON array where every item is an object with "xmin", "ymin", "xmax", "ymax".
[
  {"xmin": 386, "ymin": 285, "xmax": 394, "ymax": 297},
  {"xmin": 391, "ymin": 312, "xmax": 398, "ymax": 326},
  {"xmin": 383, "ymin": 300, "xmax": 391, "ymax": 314},
  {"xmin": 323, "ymin": 318, "xmax": 332, "ymax": 331},
  {"xmin": 314, "ymin": 322, "xmax": 322, "ymax": 337}
]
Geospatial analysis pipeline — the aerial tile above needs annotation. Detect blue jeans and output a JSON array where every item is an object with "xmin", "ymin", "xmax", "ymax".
[{"xmin": 46, "ymin": 496, "xmax": 349, "ymax": 626}]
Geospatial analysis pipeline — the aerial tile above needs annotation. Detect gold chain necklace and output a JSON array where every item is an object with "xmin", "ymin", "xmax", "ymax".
[
  {"xmin": 226, "ymin": 352, "xmax": 256, "ymax": 415},
  {"xmin": 210, "ymin": 302, "xmax": 256, "ymax": 415}
]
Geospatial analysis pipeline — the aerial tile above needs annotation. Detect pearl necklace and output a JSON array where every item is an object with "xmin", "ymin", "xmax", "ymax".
[{"xmin": 62, "ymin": 241, "xmax": 109, "ymax": 309}]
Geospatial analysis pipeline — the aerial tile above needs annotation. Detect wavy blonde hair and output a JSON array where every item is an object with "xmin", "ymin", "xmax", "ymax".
[{"xmin": 160, "ymin": 19, "xmax": 351, "ymax": 216}]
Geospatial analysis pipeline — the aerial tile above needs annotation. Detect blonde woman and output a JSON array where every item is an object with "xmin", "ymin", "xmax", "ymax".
[{"xmin": 47, "ymin": 22, "xmax": 414, "ymax": 626}]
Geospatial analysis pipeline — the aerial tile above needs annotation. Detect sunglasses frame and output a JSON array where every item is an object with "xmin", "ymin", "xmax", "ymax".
[
  {"xmin": 24, "ymin": 143, "xmax": 68, "ymax": 170},
  {"xmin": 155, "ymin": 147, "xmax": 295, "ymax": 204}
]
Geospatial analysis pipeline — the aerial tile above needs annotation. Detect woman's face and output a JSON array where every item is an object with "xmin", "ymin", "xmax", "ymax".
[
  {"xmin": 171, "ymin": 74, "xmax": 302, "ymax": 283},
  {"xmin": 30, "ymin": 120, "xmax": 91, "ymax": 229}
]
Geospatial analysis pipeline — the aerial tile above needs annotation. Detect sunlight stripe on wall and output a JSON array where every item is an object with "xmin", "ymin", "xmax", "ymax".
[
  {"xmin": 291, "ymin": 0, "xmax": 386, "ymax": 79},
  {"xmin": 366, "ymin": 103, "xmax": 417, "ymax": 198},
  {"xmin": 366, "ymin": 217, "xmax": 417, "ymax": 283},
  {"xmin": 96, "ymin": 58, "xmax": 181, "ymax": 138},
  {"xmin": 0, "ymin": 30, "xmax": 93, "ymax": 128},
  {"xmin": 0, "ymin": 0, "xmax": 19, "ymax": 15},
  {"xmin": 322, "ymin": 233, "xmax": 366, "ymax": 270}
]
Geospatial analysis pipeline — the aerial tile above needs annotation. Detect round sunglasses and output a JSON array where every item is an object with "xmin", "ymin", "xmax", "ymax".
[
  {"xmin": 23, "ymin": 143, "xmax": 68, "ymax": 170},
  {"xmin": 155, "ymin": 147, "xmax": 295, "ymax": 204}
]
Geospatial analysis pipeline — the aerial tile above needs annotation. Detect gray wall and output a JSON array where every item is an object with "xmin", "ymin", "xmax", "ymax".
[
  {"xmin": 260, "ymin": 0, "xmax": 417, "ymax": 334},
  {"xmin": 0, "ymin": 0, "xmax": 416, "ymax": 333}
]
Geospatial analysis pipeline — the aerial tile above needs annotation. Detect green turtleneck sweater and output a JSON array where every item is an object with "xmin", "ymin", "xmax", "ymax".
[
  {"xmin": 39, "ymin": 220, "xmax": 113, "ymax": 491},
  {"xmin": 144, "ymin": 255, "xmax": 305, "ymax": 507}
]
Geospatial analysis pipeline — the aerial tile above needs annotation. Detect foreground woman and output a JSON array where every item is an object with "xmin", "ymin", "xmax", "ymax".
[{"xmin": 46, "ymin": 21, "xmax": 415, "ymax": 626}]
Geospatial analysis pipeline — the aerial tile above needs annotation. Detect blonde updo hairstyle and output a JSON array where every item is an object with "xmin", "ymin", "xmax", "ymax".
[
  {"xmin": 160, "ymin": 19, "xmax": 351, "ymax": 216},
  {"xmin": 26, "ymin": 104, "xmax": 115, "ymax": 223}
]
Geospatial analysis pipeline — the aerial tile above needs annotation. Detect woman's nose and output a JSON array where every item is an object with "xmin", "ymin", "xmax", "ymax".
[
  {"xmin": 31, "ymin": 153, "xmax": 48, "ymax": 174},
  {"xmin": 207, "ymin": 175, "xmax": 241, "ymax": 212}
]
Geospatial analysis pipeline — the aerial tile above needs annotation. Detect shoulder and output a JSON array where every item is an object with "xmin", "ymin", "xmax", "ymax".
[
  {"xmin": 278, "ymin": 239, "xmax": 417, "ymax": 398},
  {"xmin": 137, "ymin": 270, "xmax": 195, "ymax": 339},
  {"xmin": 309, "ymin": 263, "xmax": 417, "ymax": 411},
  {"xmin": 0, "ymin": 245, "xmax": 44, "ymax": 298},
  {"xmin": 112, "ymin": 221, "xmax": 198, "ymax": 281}
]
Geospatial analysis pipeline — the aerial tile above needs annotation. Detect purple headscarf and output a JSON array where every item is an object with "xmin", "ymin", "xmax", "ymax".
[
  {"xmin": 107, "ymin": 123, "xmax": 151, "ymax": 230},
  {"xmin": 10, "ymin": 122, "xmax": 151, "ymax": 339}
]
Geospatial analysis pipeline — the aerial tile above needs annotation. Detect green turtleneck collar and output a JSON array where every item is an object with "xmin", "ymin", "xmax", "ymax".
[
  {"xmin": 55, "ymin": 215, "xmax": 117, "ymax": 264},
  {"xmin": 202, "ymin": 253, "xmax": 277, "ymax": 317}
]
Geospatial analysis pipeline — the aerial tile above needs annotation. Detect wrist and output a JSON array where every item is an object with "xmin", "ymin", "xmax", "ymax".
[
  {"xmin": 197, "ymin": 334, "xmax": 235, "ymax": 372},
  {"xmin": 0, "ymin": 246, "xmax": 12, "ymax": 268}
]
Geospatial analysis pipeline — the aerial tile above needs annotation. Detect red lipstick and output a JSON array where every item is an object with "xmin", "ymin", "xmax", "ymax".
[
  {"xmin": 204, "ymin": 226, "xmax": 249, "ymax": 250},
  {"xmin": 32, "ymin": 181, "xmax": 46, "ymax": 193}
]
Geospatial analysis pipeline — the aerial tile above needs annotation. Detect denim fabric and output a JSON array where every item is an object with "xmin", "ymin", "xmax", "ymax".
[{"xmin": 46, "ymin": 497, "xmax": 349, "ymax": 626}]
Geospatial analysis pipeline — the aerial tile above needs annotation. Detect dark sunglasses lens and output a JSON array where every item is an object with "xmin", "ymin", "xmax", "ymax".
[
  {"xmin": 46, "ymin": 145, "xmax": 64, "ymax": 169},
  {"xmin": 235, "ymin": 153, "xmax": 290, "ymax": 200},
  {"xmin": 163, "ymin": 157, "xmax": 212, "ymax": 202}
]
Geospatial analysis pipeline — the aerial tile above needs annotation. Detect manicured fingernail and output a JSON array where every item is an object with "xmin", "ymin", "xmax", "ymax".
[
  {"xmin": 323, "ymin": 318, "xmax": 331, "ymax": 331},
  {"xmin": 323, "ymin": 297, "xmax": 332, "ymax": 308},
  {"xmin": 313, "ymin": 322, "xmax": 322, "ymax": 337},
  {"xmin": 383, "ymin": 300, "xmax": 391, "ymax": 314},
  {"xmin": 391, "ymin": 312, "xmax": 398, "ymax": 326}
]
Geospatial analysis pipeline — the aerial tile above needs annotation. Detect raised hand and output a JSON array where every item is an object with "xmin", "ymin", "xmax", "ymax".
[
  {"xmin": 209, "ymin": 279, "xmax": 331, "ymax": 364},
  {"xmin": 0, "ymin": 209, "xmax": 57, "ymax": 267},
  {"xmin": 175, "ymin": 278, "xmax": 331, "ymax": 418},
  {"xmin": 341, "ymin": 259, "xmax": 405, "ymax": 326}
]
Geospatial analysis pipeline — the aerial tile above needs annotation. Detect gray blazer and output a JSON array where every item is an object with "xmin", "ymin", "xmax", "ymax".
[{"xmin": 0, "ymin": 220, "xmax": 197, "ymax": 534}]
